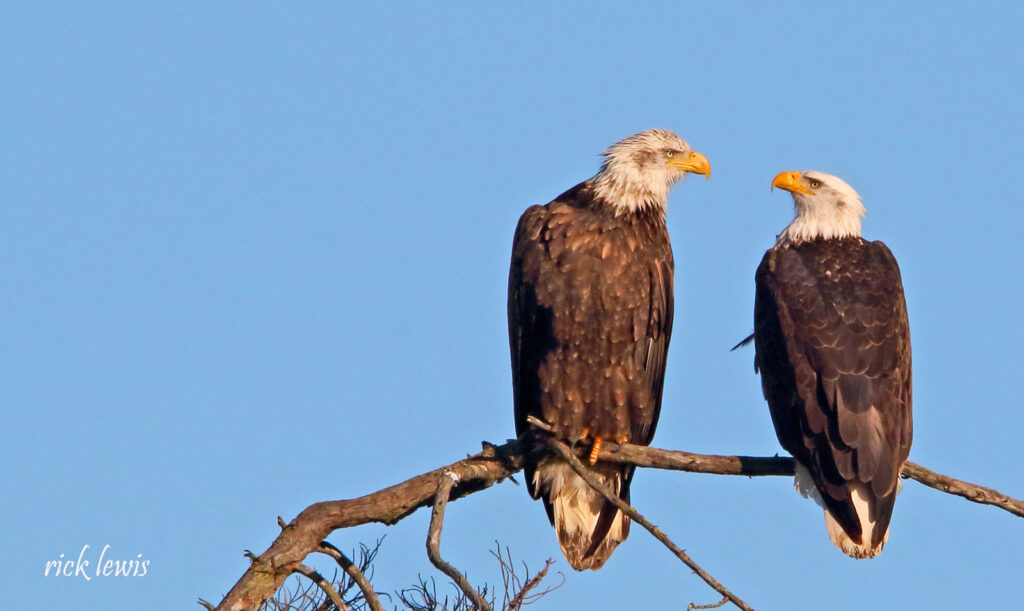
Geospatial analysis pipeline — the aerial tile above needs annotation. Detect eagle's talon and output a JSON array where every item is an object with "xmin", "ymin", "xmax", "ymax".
[{"xmin": 589, "ymin": 438, "xmax": 602, "ymax": 465}]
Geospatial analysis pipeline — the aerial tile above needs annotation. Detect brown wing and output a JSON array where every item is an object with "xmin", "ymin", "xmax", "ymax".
[
  {"xmin": 754, "ymin": 238, "xmax": 912, "ymax": 545},
  {"xmin": 508, "ymin": 202, "xmax": 554, "ymax": 451},
  {"xmin": 635, "ymin": 251, "xmax": 673, "ymax": 445}
]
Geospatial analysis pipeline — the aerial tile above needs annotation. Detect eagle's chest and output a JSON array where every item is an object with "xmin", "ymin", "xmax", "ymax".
[{"xmin": 537, "ymin": 227, "xmax": 661, "ymax": 322}]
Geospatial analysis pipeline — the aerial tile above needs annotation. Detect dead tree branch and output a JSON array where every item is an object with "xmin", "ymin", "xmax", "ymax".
[
  {"xmin": 505, "ymin": 560, "xmax": 554, "ymax": 611},
  {"xmin": 689, "ymin": 596, "xmax": 730, "ymax": 610},
  {"xmin": 541, "ymin": 429, "xmax": 753, "ymax": 611},
  {"xmin": 591, "ymin": 442, "xmax": 1024, "ymax": 518},
  {"xmin": 208, "ymin": 435, "xmax": 1021, "ymax": 610},
  {"xmin": 212, "ymin": 440, "xmax": 525, "ymax": 611},
  {"xmin": 291, "ymin": 564, "xmax": 347, "ymax": 611},
  {"xmin": 900, "ymin": 461, "xmax": 1024, "ymax": 518},
  {"xmin": 426, "ymin": 471, "xmax": 494, "ymax": 611},
  {"xmin": 317, "ymin": 541, "xmax": 384, "ymax": 611},
  {"xmin": 491, "ymin": 542, "xmax": 561, "ymax": 611}
]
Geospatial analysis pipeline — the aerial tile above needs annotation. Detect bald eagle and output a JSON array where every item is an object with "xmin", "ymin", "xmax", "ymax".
[
  {"xmin": 508, "ymin": 129, "xmax": 709, "ymax": 570},
  {"xmin": 753, "ymin": 170, "xmax": 912, "ymax": 558}
]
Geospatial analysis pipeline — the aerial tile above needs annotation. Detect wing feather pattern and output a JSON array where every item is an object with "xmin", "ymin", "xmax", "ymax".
[{"xmin": 754, "ymin": 237, "xmax": 911, "ymax": 554}]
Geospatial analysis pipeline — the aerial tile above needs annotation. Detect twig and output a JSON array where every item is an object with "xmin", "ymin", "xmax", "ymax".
[
  {"xmin": 291, "ymin": 564, "xmax": 348, "ymax": 611},
  {"xmin": 689, "ymin": 595, "xmax": 730, "ymax": 610},
  {"xmin": 426, "ymin": 470, "xmax": 494, "ymax": 611},
  {"xmin": 490, "ymin": 542, "xmax": 561, "ymax": 611},
  {"xmin": 506, "ymin": 558, "xmax": 555, "ymax": 611},
  {"xmin": 541, "ymin": 429, "xmax": 754, "ymax": 611},
  {"xmin": 901, "ymin": 461, "xmax": 1024, "ymax": 518},
  {"xmin": 316, "ymin": 541, "xmax": 384, "ymax": 611},
  {"xmin": 197, "ymin": 599, "xmax": 216, "ymax": 610}
]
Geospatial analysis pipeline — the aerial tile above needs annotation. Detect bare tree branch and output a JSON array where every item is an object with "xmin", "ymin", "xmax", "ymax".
[
  {"xmin": 316, "ymin": 541, "xmax": 384, "ymax": 611},
  {"xmin": 592, "ymin": 442, "xmax": 1024, "ymax": 518},
  {"xmin": 260, "ymin": 574, "xmax": 329, "ymax": 611},
  {"xmin": 505, "ymin": 559, "xmax": 554, "ymax": 611},
  {"xmin": 208, "ymin": 435, "xmax": 1022, "ymax": 610},
  {"xmin": 900, "ymin": 461, "xmax": 1024, "ymax": 518},
  {"xmin": 212, "ymin": 440, "xmax": 525, "ymax": 611},
  {"xmin": 396, "ymin": 574, "xmax": 474, "ymax": 611},
  {"xmin": 596, "ymin": 442, "xmax": 796, "ymax": 476},
  {"xmin": 291, "ymin": 564, "xmax": 347, "ymax": 611},
  {"xmin": 689, "ymin": 596, "xmax": 730, "ymax": 610},
  {"xmin": 540, "ymin": 428, "xmax": 753, "ymax": 611},
  {"xmin": 313, "ymin": 540, "xmax": 382, "ymax": 609},
  {"xmin": 426, "ymin": 471, "xmax": 494, "ymax": 611},
  {"xmin": 490, "ymin": 543, "xmax": 561, "ymax": 611}
]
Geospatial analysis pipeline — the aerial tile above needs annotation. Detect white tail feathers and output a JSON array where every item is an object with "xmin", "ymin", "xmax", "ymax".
[
  {"xmin": 823, "ymin": 485, "xmax": 888, "ymax": 559},
  {"xmin": 794, "ymin": 462, "xmax": 892, "ymax": 559},
  {"xmin": 534, "ymin": 460, "xmax": 628, "ymax": 570}
]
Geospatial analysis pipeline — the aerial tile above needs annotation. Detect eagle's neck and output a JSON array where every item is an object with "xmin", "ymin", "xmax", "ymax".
[
  {"xmin": 591, "ymin": 166, "xmax": 670, "ymax": 216},
  {"xmin": 776, "ymin": 201, "xmax": 863, "ymax": 246}
]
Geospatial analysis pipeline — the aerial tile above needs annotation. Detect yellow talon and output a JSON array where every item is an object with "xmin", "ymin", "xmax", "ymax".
[{"xmin": 589, "ymin": 438, "xmax": 602, "ymax": 465}]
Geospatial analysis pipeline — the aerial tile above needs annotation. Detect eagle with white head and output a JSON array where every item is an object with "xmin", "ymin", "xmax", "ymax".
[
  {"xmin": 509, "ymin": 129, "xmax": 709, "ymax": 569},
  {"xmin": 753, "ymin": 170, "xmax": 912, "ymax": 558}
]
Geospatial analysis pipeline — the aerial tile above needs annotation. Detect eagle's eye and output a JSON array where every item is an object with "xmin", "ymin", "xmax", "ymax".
[{"xmin": 809, "ymin": 179, "xmax": 822, "ymax": 189}]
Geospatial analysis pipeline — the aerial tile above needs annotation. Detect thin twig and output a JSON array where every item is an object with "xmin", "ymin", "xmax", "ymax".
[
  {"xmin": 492, "ymin": 544, "xmax": 517, "ymax": 610},
  {"xmin": 689, "ymin": 595, "xmax": 730, "ymax": 610},
  {"xmin": 426, "ymin": 470, "xmax": 494, "ymax": 611},
  {"xmin": 901, "ymin": 461, "xmax": 1024, "ymax": 518},
  {"xmin": 540, "ymin": 429, "xmax": 754, "ymax": 611},
  {"xmin": 197, "ymin": 599, "xmax": 216, "ymax": 610},
  {"xmin": 507, "ymin": 558, "xmax": 555, "ymax": 611},
  {"xmin": 489, "ymin": 542, "xmax": 560, "ymax": 611},
  {"xmin": 291, "ymin": 564, "xmax": 348, "ymax": 611},
  {"xmin": 317, "ymin": 541, "xmax": 384, "ymax": 611}
]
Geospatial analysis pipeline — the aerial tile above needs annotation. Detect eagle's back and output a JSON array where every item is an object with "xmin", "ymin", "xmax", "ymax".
[{"xmin": 754, "ymin": 237, "xmax": 912, "ymax": 549}]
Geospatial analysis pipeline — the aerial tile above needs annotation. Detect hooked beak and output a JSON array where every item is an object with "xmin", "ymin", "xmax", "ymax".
[
  {"xmin": 771, "ymin": 171, "xmax": 813, "ymax": 195},
  {"xmin": 669, "ymin": 150, "xmax": 711, "ymax": 180}
]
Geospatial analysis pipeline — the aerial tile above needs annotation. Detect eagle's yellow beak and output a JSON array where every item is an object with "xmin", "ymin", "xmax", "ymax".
[
  {"xmin": 771, "ymin": 171, "xmax": 813, "ymax": 195},
  {"xmin": 669, "ymin": 150, "xmax": 711, "ymax": 180}
]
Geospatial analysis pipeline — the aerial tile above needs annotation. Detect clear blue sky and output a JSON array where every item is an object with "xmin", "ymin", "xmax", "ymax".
[{"xmin": 4, "ymin": 3, "xmax": 1022, "ymax": 609}]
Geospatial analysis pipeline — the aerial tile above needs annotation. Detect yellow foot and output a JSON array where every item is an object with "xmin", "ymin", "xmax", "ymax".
[{"xmin": 589, "ymin": 438, "xmax": 603, "ymax": 465}]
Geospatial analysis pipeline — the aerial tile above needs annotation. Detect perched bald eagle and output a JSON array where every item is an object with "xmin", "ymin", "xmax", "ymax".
[
  {"xmin": 753, "ymin": 170, "xmax": 912, "ymax": 558},
  {"xmin": 508, "ymin": 129, "xmax": 709, "ymax": 570}
]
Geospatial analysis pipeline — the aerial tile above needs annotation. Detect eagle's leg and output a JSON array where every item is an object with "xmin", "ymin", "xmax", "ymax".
[{"xmin": 588, "ymin": 438, "xmax": 602, "ymax": 465}]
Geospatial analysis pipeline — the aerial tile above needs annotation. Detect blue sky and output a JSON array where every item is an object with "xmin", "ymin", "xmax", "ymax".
[{"xmin": 4, "ymin": 3, "xmax": 1022, "ymax": 609}]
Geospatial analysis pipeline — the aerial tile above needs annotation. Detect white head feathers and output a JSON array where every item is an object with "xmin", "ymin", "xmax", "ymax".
[
  {"xmin": 592, "ymin": 129, "xmax": 710, "ymax": 215},
  {"xmin": 773, "ymin": 170, "xmax": 866, "ymax": 246}
]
